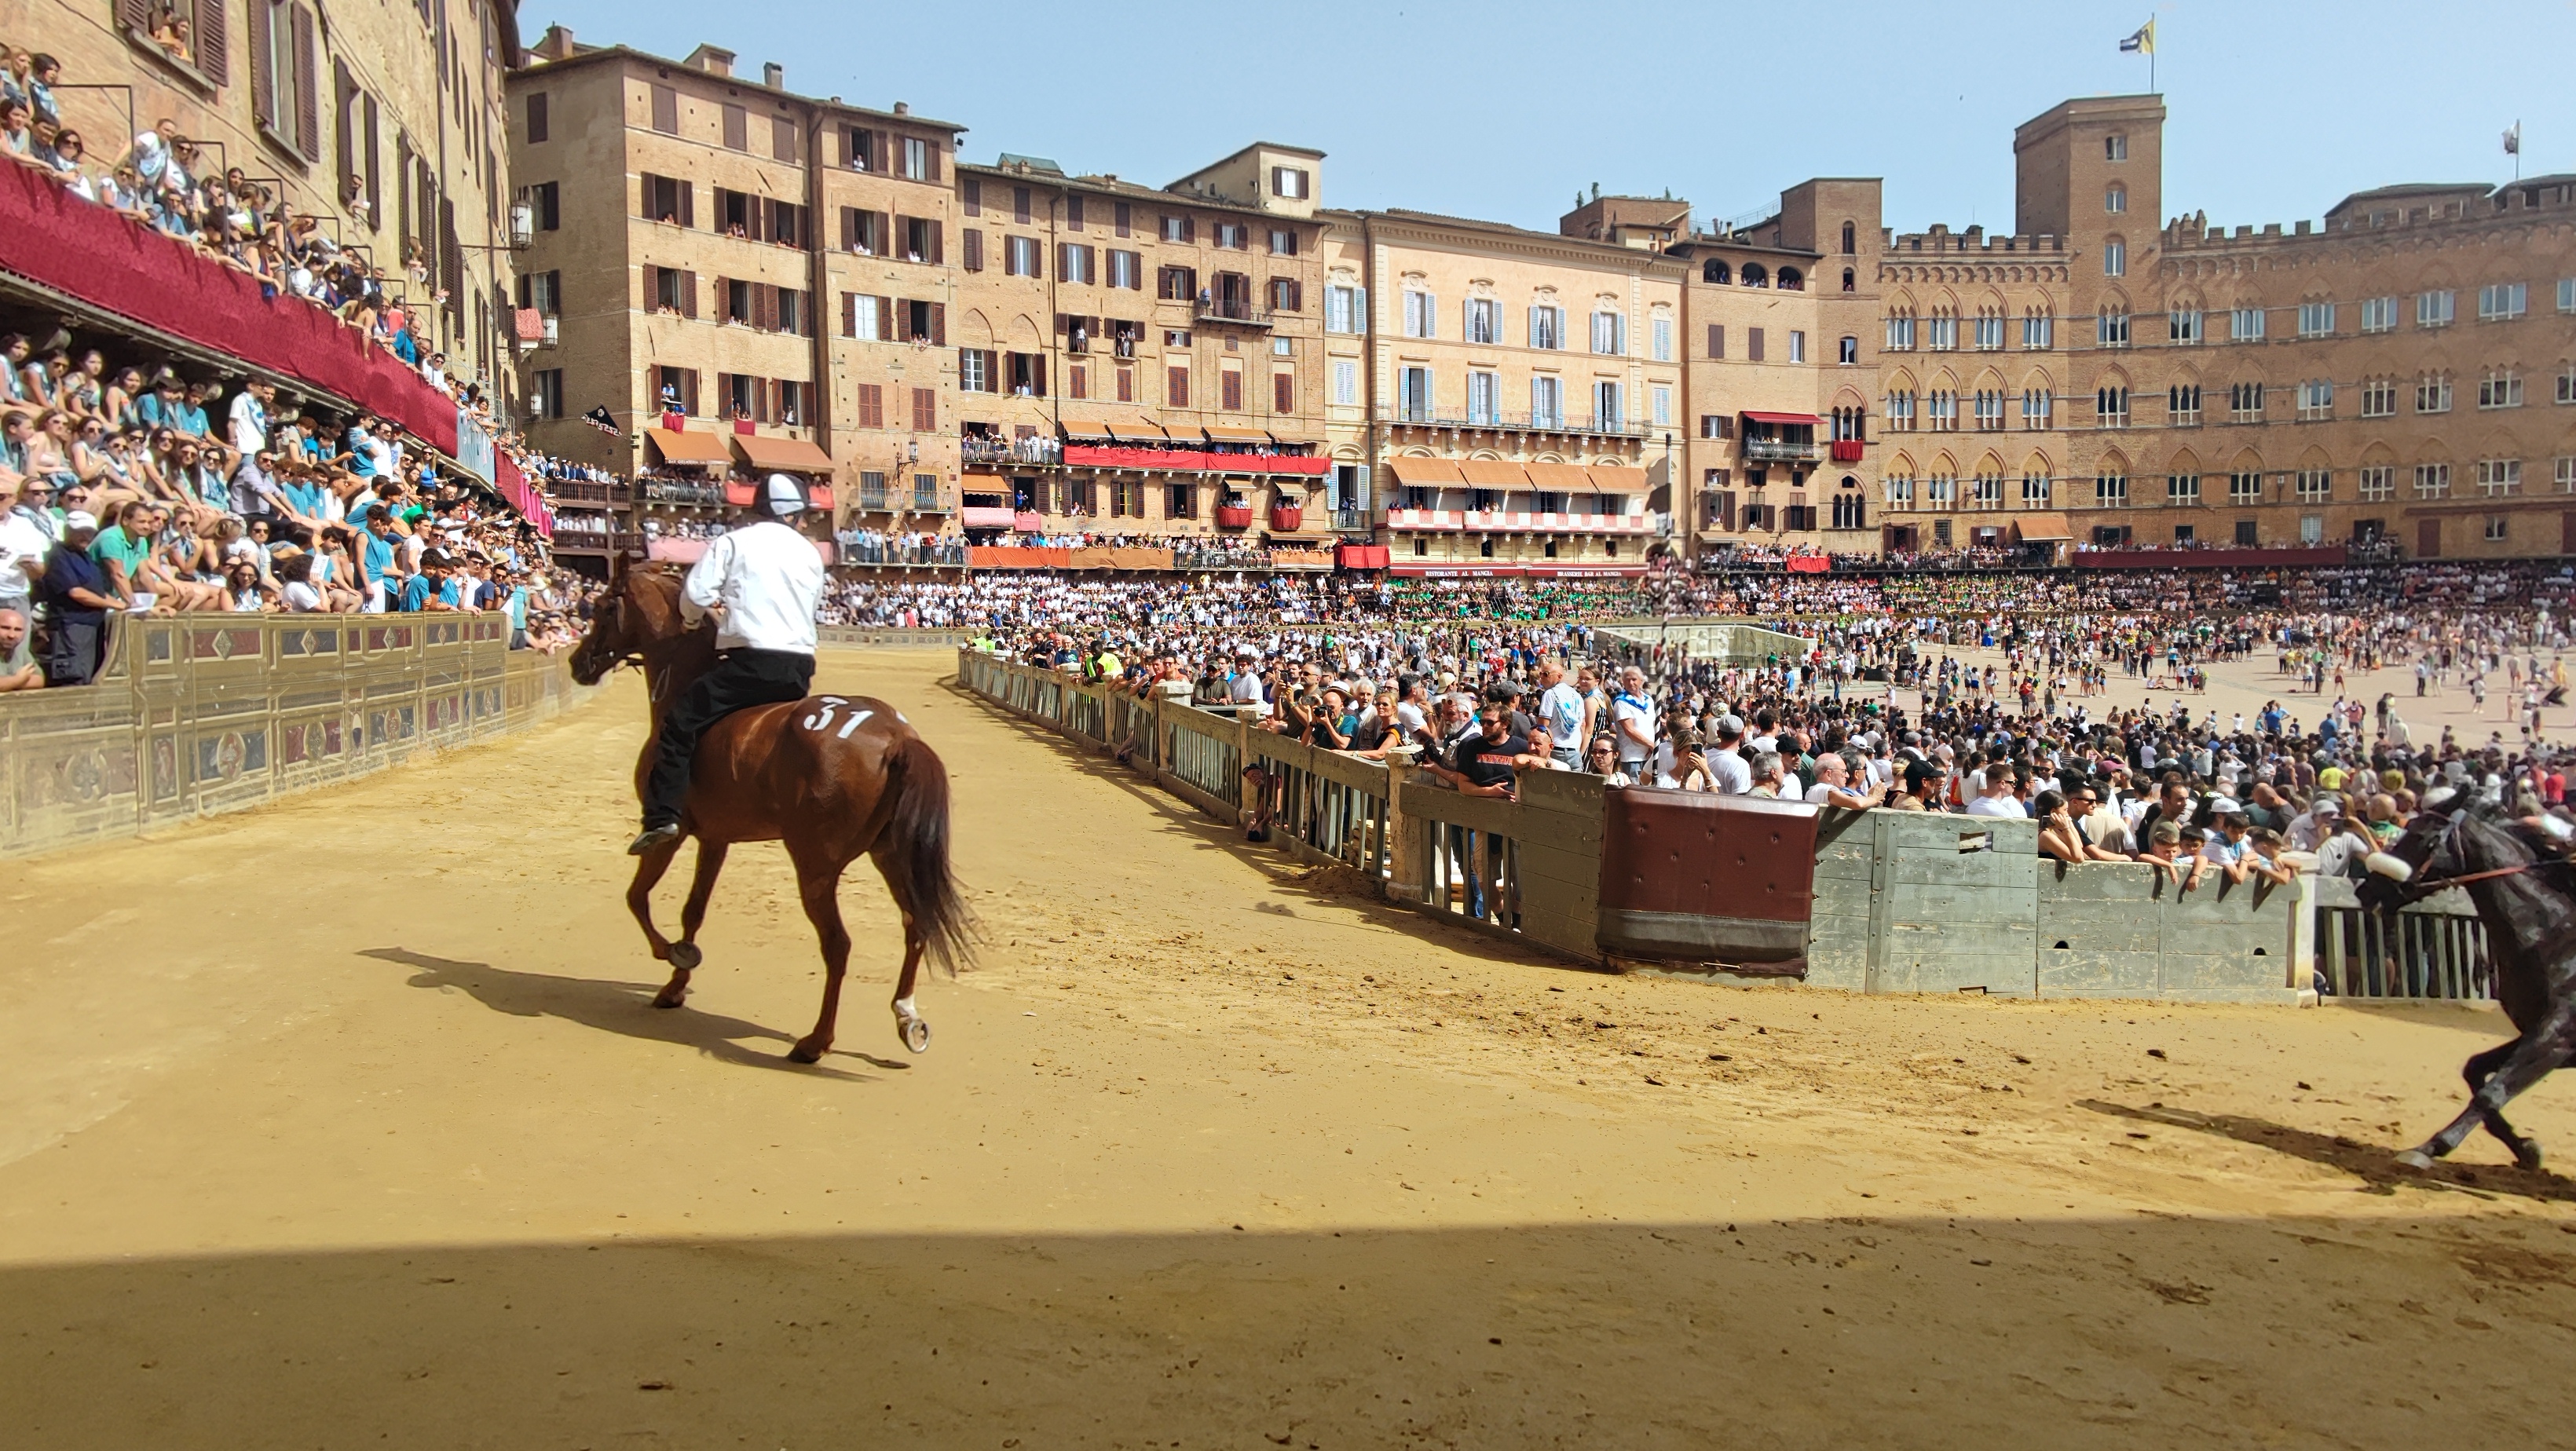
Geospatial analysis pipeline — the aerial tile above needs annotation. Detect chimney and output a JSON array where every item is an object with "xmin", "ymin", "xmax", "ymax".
[
  {"xmin": 762, "ymin": 61, "xmax": 783, "ymax": 89},
  {"xmin": 534, "ymin": 24, "xmax": 575, "ymax": 60},
  {"xmin": 892, "ymin": 101, "xmax": 909, "ymax": 115}
]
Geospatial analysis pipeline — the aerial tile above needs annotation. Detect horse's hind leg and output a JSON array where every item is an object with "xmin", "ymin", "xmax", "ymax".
[
  {"xmin": 2465, "ymin": 1036, "xmax": 2545, "ymax": 1171},
  {"xmin": 871, "ymin": 845, "xmax": 931, "ymax": 1054},
  {"xmin": 654, "ymin": 840, "xmax": 729, "ymax": 1007},
  {"xmin": 787, "ymin": 848, "xmax": 851, "ymax": 1064},
  {"xmin": 2402, "ymin": 1016, "xmax": 2576, "ymax": 1171}
]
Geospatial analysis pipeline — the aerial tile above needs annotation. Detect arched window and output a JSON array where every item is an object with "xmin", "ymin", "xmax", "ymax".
[
  {"xmin": 1842, "ymin": 267, "xmax": 1856, "ymax": 293},
  {"xmin": 1777, "ymin": 266, "xmax": 1804, "ymax": 291},
  {"xmin": 1740, "ymin": 262, "xmax": 1768, "ymax": 287},
  {"xmin": 1840, "ymin": 221, "xmax": 1857, "ymax": 254},
  {"xmin": 2104, "ymin": 182, "xmax": 2126, "ymax": 214},
  {"xmin": 1703, "ymin": 258, "xmax": 1730, "ymax": 284}
]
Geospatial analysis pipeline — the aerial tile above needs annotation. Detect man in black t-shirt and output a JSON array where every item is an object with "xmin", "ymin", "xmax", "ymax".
[{"xmin": 1437, "ymin": 705, "xmax": 1534, "ymax": 799}]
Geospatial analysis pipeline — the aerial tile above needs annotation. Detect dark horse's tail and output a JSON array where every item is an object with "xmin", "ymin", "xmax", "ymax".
[{"xmin": 884, "ymin": 733, "xmax": 976, "ymax": 974}]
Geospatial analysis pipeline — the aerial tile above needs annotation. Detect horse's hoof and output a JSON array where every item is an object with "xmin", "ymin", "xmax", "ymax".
[
  {"xmin": 652, "ymin": 984, "xmax": 688, "ymax": 1009},
  {"xmin": 667, "ymin": 942, "xmax": 702, "ymax": 971},
  {"xmin": 788, "ymin": 1038, "xmax": 826, "ymax": 1064},
  {"xmin": 2395, "ymin": 1149, "xmax": 2439, "ymax": 1172},
  {"xmin": 2516, "ymin": 1141, "xmax": 2545, "ymax": 1173},
  {"xmin": 900, "ymin": 1016, "xmax": 931, "ymax": 1054}
]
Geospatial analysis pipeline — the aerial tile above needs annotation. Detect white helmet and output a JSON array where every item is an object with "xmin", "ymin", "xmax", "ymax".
[{"xmin": 762, "ymin": 472, "xmax": 806, "ymax": 517}]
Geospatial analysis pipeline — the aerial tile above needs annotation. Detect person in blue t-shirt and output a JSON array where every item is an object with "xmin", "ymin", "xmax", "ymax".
[{"xmin": 397, "ymin": 550, "xmax": 459, "ymax": 612}]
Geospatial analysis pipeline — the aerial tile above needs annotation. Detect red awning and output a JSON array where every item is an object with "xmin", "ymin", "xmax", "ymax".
[
  {"xmin": 1742, "ymin": 411, "xmax": 1821, "ymax": 426},
  {"xmin": 960, "ymin": 506, "xmax": 1017, "ymax": 528},
  {"xmin": 1337, "ymin": 544, "xmax": 1392, "ymax": 571}
]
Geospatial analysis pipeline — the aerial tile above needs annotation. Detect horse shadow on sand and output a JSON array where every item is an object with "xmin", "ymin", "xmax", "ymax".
[
  {"xmin": 360, "ymin": 947, "xmax": 912, "ymax": 1080},
  {"xmin": 2080, "ymin": 1098, "xmax": 2576, "ymax": 1204}
]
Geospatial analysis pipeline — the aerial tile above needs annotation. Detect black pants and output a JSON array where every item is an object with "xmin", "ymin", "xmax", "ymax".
[
  {"xmin": 45, "ymin": 615, "xmax": 103, "ymax": 687},
  {"xmin": 642, "ymin": 648, "xmax": 815, "ymax": 829}
]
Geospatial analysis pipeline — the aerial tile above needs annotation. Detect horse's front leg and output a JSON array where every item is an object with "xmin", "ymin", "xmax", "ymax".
[
  {"xmin": 2402, "ymin": 1015, "xmax": 2575, "ymax": 1171},
  {"xmin": 653, "ymin": 839, "xmax": 729, "ymax": 1007},
  {"xmin": 626, "ymin": 833, "xmax": 684, "ymax": 979}
]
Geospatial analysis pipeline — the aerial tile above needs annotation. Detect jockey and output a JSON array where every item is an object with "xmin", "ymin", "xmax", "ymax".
[{"xmin": 628, "ymin": 473, "xmax": 829, "ymax": 854}]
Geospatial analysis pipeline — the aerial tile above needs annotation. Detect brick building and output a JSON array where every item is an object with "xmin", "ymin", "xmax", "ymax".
[
  {"xmin": 946, "ymin": 144, "xmax": 1332, "ymax": 546},
  {"xmin": 495, "ymin": 40, "xmax": 2575, "ymax": 565},
  {"xmin": 1319, "ymin": 203, "xmax": 1685, "ymax": 579},
  {"xmin": 35, "ymin": 0, "xmax": 516, "ymax": 381}
]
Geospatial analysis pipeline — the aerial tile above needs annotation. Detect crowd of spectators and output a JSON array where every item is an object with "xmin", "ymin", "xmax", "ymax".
[{"xmin": 0, "ymin": 48, "xmax": 595, "ymax": 688}]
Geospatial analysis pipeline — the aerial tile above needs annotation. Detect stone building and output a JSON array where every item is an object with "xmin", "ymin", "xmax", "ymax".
[
  {"xmin": 505, "ymin": 30, "xmax": 966, "ymax": 554},
  {"xmin": 35, "ymin": 0, "xmax": 516, "ymax": 380},
  {"xmin": 1319, "ymin": 203, "xmax": 1686, "ymax": 579},
  {"xmin": 1874, "ymin": 95, "xmax": 2576, "ymax": 564},
  {"xmin": 945, "ymin": 143, "xmax": 1333, "ymax": 546}
]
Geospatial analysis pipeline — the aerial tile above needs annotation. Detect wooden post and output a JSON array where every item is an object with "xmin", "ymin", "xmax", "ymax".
[{"xmin": 1386, "ymin": 758, "xmax": 1427, "ymax": 904}]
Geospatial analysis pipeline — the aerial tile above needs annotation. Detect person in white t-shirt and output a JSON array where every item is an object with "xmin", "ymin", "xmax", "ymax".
[
  {"xmin": 1706, "ymin": 713, "xmax": 1753, "ymax": 795},
  {"xmin": 1803, "ymin": 751, "xmax": 1892, "ymax": 810},
  {"xmin": 1611, "ymin": 667, "xmax": 1656, "ymax": 777},
  {"xmin": 1535, "ymin": 660, "xmax": 1586, "ymax": 768},
  {"xmin": 1964, "ymin": 764, "xmax": 2029, "ymax": 818}
]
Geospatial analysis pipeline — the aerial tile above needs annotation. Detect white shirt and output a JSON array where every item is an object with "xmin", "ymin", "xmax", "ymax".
[
  {"xmin": 680, "ymin": 520, "xmax": 825, "ymax": 654},
  {"xmin": 1965, "ymin": 793, "xmax": 2028, "ymax": 818},
  {"xmin": 1537, "ymin": 682, "xmax": 1586, "ymax": 751},
  {"xmin": 228, "ymin": 391, "xmax": 266, "ymax": 455},
  {"xmin": 1708, "ymin": 749, "xmax": 1752, "ymax": 795},
  {"xmin": 0, "ymin": 507, "xmax": 49, "ymax": 595}
]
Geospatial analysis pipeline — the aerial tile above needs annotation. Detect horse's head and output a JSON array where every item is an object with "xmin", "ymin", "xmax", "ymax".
[
  {"xmin": 568, "ymin": 554, "xmax": 690, "ymax": 686},
  {"xmin": 2353, "ymin": 791, "xmax": 2524, "ymax": 912}
]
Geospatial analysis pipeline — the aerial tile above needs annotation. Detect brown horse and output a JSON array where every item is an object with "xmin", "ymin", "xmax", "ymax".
[{"xmin": 567, "ymin": 555, "xmax": 971, "ymax": 1061}]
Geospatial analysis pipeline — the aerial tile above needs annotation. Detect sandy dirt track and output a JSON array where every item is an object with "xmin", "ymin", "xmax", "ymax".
[{"xmin": 5, "ymin": 648, "xmax": 2576, "ymax": 1449}]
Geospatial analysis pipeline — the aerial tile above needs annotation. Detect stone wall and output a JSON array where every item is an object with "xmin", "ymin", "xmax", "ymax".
[{"xmin": 0, "ymin": 615, "xmax": 591, "ymax": 858}]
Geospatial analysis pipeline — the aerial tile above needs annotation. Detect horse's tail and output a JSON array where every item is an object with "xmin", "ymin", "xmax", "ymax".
[{"xmin": 884, "ymin": 733, "xmax": 976, "ymax": 975}]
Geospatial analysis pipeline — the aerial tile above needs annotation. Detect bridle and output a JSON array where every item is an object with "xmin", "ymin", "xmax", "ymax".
[{"xmin": 2391, "ymin": 810, "xmax": 2533, "ymax": 901}]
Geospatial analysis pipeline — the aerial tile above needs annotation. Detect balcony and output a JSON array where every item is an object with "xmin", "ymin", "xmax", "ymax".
[
  {"xmin": 1742, "ymin": 437, "xmax": 1817, "ymax": 464},
  {"xmin": 961, "ymin": 434, "xmax": 1064, "ymax": 467},
  {"xmin": 639, "ymin": 478, "xmax": 727, "ymax": 507},
  {"xmin": 1375, "ymin": 406, "xmax": 1648, "ymax": 440},
  {"xmin": 548, "ymin": 480, "xmax": 632, "ymax": 506},
  {"xmin": 1193, "ymin": 296, "xmax": 1273, "ymax": 328},
  {"xmin": 1383, "ymin": 506, "xmax": 1656, "ymax": 537}
]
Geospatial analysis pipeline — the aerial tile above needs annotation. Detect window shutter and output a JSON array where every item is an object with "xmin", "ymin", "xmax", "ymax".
[
  {"xmin": 524, "ymin": 90, "xmax": 547, "ymax": 144},
  {"xmin": 1168, "ymin": 367, "xmax": 1189, "ymax": 407},
  {"xmin": 889, "ymin": 298, "xmax": 907, "ymax": 343},
  {"xmin": 1290, "ymin": 280, "xmax": 1303, "ymax": 312},
  {"xmin": 841, "ymin": 291, "xmax": 854, "ymax": 337},
  {"xmin": 1747, "ymin": 327, "xmax": 1763, "ymax": 361},
  {"xmin": 249, "ymin": 0, "xmax": 275, "ymax": 129},
  {"xmin": 928, "ymin": 140, "xmax": 942, "ymax": 183},
  {"xmin": 962, "ymin": 228, "xmax": 982, "ymax": 272},
  {"xmin": 873, "ymin": 131, "xmax": 890, "ymax": 174},
  {"xmin": 651, "ymin": 85, "xmax": 677, "ymax": 134},
  {"xmin": 1707, "ymin": 324, "xmax": 1724, "ymax": 359},
  {"xmin": 679, "ymin": 271, "xmax": 697, "ymax": 320},
  {"xmin": 1034, "ymin": 356, "xmax": 1048, "ymax": 397},
  {"xmin": 194, "ymin": 0, "xmax": 228, "ymax": 82},
  {"xmin": 773, "ymin": 115, "xmax": 795, "ymax": 162},
  {"xmin": 963, "ymin": 177, "xmax": 980, "ymax": 216},
  {"xmin": 683, "ymin": 370, "xmax": 700, "ymax": 415},
  {"xmin": 840, "ymin": 207, "xmax": 857, "ymax": 250},
  {"xmin": 928, "ymin": 221, "xmax": 942, "ymax": 265},
  {"xmin": 332, "ymin": 60, "xmax": 354, "ymax": 188},
  {"xmin": 679, "ymin": 183, "xmax": 694, "ymax": 229},
  {"xmin": 931, "ymin": 302, "xmax": 946, "ymax": 346},
  {"xmin": 117, "ymin": 0, "xmax": 148, "ymax": 32},
  {"xmin": 1275, "ymin": 373, "xmax": 1294, "ymax": 413},
  {"xmin": 641, "ymin": 265, "xmax": 657, "ymax": 309}
]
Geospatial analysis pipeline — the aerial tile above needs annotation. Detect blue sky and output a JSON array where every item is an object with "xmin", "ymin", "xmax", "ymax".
[{"xmin": 529, "ymin": 0, "xmax": 2576, "ymax": 236}]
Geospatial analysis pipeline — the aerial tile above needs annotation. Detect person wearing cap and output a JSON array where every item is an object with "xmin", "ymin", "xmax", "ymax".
[
  {"xmin": 2285, "ymin": 793, "xmax": 2340, "ymax": 852},
  {"xmin": 37, "ymin": 508, "xmax": 112, "ymax": 685},
  {"xmin": 1706, "ymin": 713, "xmax": 1753, "ymax": 795},
  {"xmin": 630, "ymin": 473, "xmax": 828, "ymax": 856}
]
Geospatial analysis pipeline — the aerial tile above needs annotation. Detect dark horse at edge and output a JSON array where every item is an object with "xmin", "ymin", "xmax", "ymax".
[
  {"xmin": 2357, "ymin": 793, "xmax": 2576, "ymax": 1171},
  {"xmin": 567, "ymin": 555, "xmax": 973, "ymax": 1061}
]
